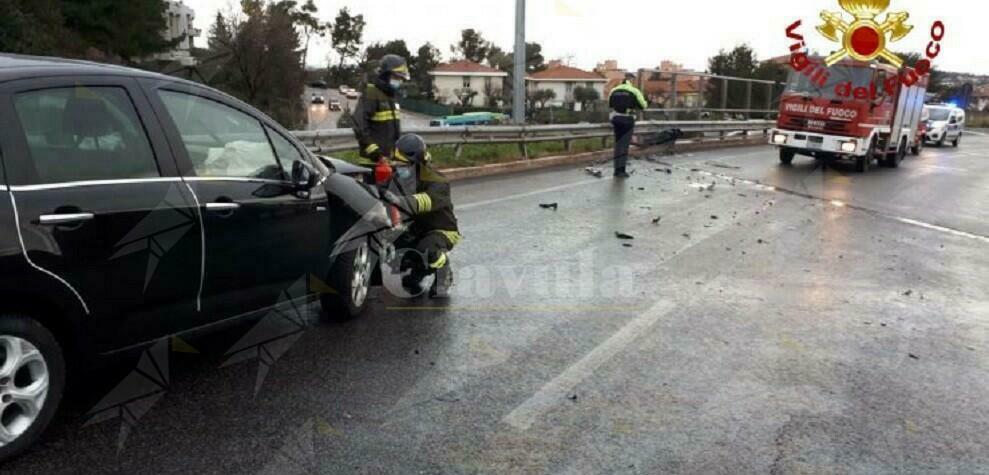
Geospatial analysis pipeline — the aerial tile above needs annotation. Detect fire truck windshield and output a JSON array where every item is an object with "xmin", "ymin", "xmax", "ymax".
[{"xmin": 785, "ymin": 65, "xmax": 875, "ymax": 100}]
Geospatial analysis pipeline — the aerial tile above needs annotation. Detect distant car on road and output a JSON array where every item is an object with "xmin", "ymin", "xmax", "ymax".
[
  {"xmin": 345, "ymin": 90, "xmax": 360, "ymax": 100},
  {"xmin": 309, "ymin": 80, "xmax": 328, "ymax": 89},
  {"xmin": 338, "ymin": 85, "xmax": 351, "ymax": 94},
  {"xmin": 311, "ymin": 94, "xmax": 325, "ymax": 105},
  {"xmin": 924, "ymin": 105, "xmax": 965, "ymax": 147},
  {"xmin": 328, "ymin": 99, "xmax": 342, "ymax": 111},
  {"xmin": 0, "ymin": 54, "xmax": 392, "ymax": 461}
]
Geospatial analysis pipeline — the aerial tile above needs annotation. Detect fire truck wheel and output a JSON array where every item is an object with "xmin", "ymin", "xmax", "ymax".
[
  {"xmin": 887, "ymin": 139, "xmax": 907, "ymax": 168},
  {"xmin": 856, "ymin": 139, "xmax": 876, "ymax": 173},
  {"xmin": 779, "ymin": 149, "xmax": 795, "ymax": 165}
]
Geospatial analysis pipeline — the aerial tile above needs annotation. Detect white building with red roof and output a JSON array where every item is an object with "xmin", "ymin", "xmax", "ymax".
[
  {"xmin": 429, "ymin": 60, "xmax": 509, "ymax": 107},
  {"xmin": 527, "ymin": 61, "xmax": 608, "ymax": 110}
]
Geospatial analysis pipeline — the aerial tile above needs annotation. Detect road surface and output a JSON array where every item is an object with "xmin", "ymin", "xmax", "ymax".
[{"xmin": 9, "ymin": 134, "xmax": 989, "ymax": 473}]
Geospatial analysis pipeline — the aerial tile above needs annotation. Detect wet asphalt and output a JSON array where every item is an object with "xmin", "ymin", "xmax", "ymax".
[{"xmin": 6, "ymin": 132, "xmax": 989, "ymax": 474}]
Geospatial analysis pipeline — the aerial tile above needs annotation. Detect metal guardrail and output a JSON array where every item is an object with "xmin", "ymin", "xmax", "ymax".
[{"xmin": 293, "ymin": 120, "xmax": 775, "ymax": 155}]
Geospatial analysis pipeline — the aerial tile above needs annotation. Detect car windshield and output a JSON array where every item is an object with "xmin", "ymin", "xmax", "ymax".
[
  {"xmin": 927, "ymin": 108, "xmax": 951, "ymax": 121},
  {"xmin": 785, "ymin": 64, "xmax": 875, "ymax": 100}
]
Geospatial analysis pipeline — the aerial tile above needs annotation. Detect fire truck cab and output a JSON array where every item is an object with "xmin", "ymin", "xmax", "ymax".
[{"xmin": 770, "ymin": 59, "xmax": 928, "ymax": 172}]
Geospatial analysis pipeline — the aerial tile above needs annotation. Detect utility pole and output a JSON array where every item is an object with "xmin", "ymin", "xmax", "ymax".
[{"xmin": 513, "ymin": 0, "xmax": 526, "ymax": 124}]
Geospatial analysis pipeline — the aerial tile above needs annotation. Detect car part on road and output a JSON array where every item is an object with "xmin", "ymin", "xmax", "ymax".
[
  {"xmin": 615, "ymin": 232, "xmax": 635, "ymax": 240},
  {"xmin": 538, "ymin": 203, "xmax": 558, "ymax": 211},
  {"xmin": 0, "ymin": 315, "xmax": 64, "ymax": 461}
]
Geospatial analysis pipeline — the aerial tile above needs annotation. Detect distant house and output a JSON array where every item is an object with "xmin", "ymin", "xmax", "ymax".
[
  {"xmin": 151, "ymin": 0, "xmax": 201, "ymax": 66},
  {"xmin": 429, "ymin": 60, "xmax": 509, "ymax": 107},
  {"xmin": 973, "ymin": 84, "xmax": 989, "ymax": 111},
  {"xmin": 527, "ymin": 62, "xmax": 607, "ymax": 110}
]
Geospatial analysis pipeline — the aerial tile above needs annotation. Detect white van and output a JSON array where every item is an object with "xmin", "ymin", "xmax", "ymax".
[{"xmin": 924, "ymin": 105, "xmax": 965, "ymax": 147}]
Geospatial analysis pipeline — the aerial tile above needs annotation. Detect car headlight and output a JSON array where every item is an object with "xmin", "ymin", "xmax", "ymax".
[
  {"xmin": 840, "ymin": 141, "xmax": 857, "ymax": 153},
  {"xmin": 773, "ymin": 133, "xmax": 788, "ymax": 145}
]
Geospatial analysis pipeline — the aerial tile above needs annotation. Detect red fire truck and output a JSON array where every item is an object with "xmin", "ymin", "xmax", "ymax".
[{"xmin": 770, "ymin": 58, "xmax": 928, "ymax": 172}]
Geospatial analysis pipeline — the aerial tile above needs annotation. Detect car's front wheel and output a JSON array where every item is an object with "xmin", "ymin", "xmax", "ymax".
[
  {"xmin": 0, "ymin": 315, "xmax": 65, "ymax": 461},
  {"xmin": 321, "ymin": 239, "xmax": 374, "ymax": 321}
]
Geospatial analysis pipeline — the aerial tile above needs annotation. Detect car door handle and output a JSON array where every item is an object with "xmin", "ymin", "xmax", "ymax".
[
  {"xmin": 38, "ymin": 213, "xmax": 95, "ymax": 225},
  {"xmin": 206, "ymin": 202, "xmax": 241, "ymax": 211}
]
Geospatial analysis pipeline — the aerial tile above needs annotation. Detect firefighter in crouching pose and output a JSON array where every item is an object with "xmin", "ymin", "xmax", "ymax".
[{"xmin": 384, "ymin": 134, "xmax": 461, "ymax": 299}]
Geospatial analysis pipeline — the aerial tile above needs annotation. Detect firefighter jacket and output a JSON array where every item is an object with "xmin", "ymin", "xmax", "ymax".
[
  {"xmin": 352, "ymin": 78, "xmax": 401, "ymax": 166},
  {"xmin": 402, "ymin": 162, "xmax": 461, "ymax": 247}
]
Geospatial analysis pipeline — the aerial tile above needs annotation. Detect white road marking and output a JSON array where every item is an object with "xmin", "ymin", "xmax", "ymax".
[
  {"xmin": 503, "ymin": 299, "xmax": 677, "ymax": 431},
  {"xmin": 965, "ymin": 130, "xmax": 987, "ymax": 137}
]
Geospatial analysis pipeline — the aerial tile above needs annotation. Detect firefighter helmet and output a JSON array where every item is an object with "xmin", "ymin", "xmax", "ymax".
[
  {"xmin": 378, "ymin": 54, "xmax": 411, "ymax": 81},
  {"xmin": 395, "ymin": 134, "xmax": 430, "ymax": 164}
]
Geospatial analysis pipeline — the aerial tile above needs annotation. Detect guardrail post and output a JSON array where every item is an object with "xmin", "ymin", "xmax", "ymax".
[
  {"xmin": 721, "ymin": 78, "xmax": 728, "ymax": 117},
  {"xmin": 745, "ymin": 81, "xmax": 753, "ymax": 120},
  {"xmin": 519, "ymin": 128, "xmax": 529, "ymax": 159},
  {"xmin": 670, "ymin": 73, "xmax": 678, "ymax": 122},
  {"xmin": 564, "ymin": 138, "xmax": 573, "ymax": 153},
  {"xmin": 454, "ymin": 143, "xmax": 464, "ymax": 161}
]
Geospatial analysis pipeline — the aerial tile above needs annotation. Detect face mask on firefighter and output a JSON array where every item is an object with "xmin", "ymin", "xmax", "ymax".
[{"xmin": 390, "ymin": 78, "xmax": 404, "ymax": 90}]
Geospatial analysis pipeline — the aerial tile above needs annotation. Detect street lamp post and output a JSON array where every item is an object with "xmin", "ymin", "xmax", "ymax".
[{"xmin": 513, "ymin": 0, "xmax": 526, "ymax": 124}]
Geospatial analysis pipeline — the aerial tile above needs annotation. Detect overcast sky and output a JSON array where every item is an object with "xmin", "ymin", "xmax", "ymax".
[{"xmin": 183, "ymin": 0, "xmax": 989, "ymax": 75}]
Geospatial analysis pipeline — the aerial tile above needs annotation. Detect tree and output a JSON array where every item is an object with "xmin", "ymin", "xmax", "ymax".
[
  {"xmin": 573, "ymin": 86, "xmax": 600, "ymax": 111},
  {"xmin": 204, "ymin": 1, "xmax": 306, "ymax": 128},
  {"xmin": 452, "ymin": 28, "xmax": 490, "ymax": 63},
  {"xmin": 530, "ymin": 89, "xmax": 556, "ymax": 109},
  {"xmin": 288, "ymin": 0, "xmax": 328, "ymax": 68},
  {"xmin": 525, "ymin": 42, "xmax": 547, "ymax": 73},
  {"xmin": 454, "ymin": 87, "xmax": 479, "ymax": 107},
  {"xmin": 331, "ymin": 7, "xmax": 365, "ymax": 69},
  {"xmin": 486, "ymin": 45, "xmax": 513, "ymax": 71},
  {"xmin": 894, "ymin": 51, "xmax": 943, "ymax": 93},
  {"xmin": 412, "ymin": 42, "xmax": 441, "ymax": 100},
  {"xmin": 483, "ymin": 79, "xmax": 503, "ymax": 108},
  {"xmin": 706, "ymin": 44, "xmax": 765, "ymax": 112}
]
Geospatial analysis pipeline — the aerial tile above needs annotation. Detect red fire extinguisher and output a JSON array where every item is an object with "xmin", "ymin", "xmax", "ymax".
[{"xmin": 374, "ymin": 158, "xmax": 401, "ymax": 227}]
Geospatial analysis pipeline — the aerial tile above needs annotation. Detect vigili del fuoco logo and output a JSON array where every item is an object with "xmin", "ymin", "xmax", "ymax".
[{"xmin": 785, "ymin": 0, "xmax": 945, "ymax": 93}]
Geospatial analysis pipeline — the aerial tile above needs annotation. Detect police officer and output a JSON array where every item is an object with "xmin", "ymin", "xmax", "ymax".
[
  {"xmin": 353, "ymin": 54, "xmax": 409, "ymax": 174},
  {"xmin": 385, "ymin": 134, "xmax": 461, "ymax": 299},
  {"xmin": 608, "ymin": 74, "xmax": 648, "ymax": 178}
]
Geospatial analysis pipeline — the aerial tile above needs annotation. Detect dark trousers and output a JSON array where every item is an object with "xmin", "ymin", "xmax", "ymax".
[{"xmin": 611, "ymin": 115, "xmax": 636, "ymax": 172}]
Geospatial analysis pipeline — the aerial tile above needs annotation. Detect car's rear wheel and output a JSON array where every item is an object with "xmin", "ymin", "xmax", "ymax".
[
  {"xmin": 0, "ymin": 315, "xmax": 65, "ymax": 461},
  {"xmin": 321, "ymin": 239, "xmax": 374, "ymax": 321},
  {"xmin": 779, "ymin": 149, "xmax": 795, "ymax": 165}
]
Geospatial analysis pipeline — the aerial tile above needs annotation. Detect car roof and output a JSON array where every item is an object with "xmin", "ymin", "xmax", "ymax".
[{"xmin": 0, "ymin": 53, "xmax": 197, "ymax": 86}]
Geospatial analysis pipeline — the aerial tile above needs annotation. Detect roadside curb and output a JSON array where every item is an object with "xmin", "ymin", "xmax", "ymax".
[{"xmin": 441, "ymin": 137, "xmax": 769, "ymax": 181}]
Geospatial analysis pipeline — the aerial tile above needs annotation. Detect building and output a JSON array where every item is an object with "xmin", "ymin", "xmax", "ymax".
[
  {"xmin": 527, "ymin": 61, "xmax": 608, "ymax": 110},
  {"xmin": 973, "ymin": 84, "xmax": 989, "ymax": 111},
  {"xmin": 152, "ymin": 0, "xmax": 201, "ymax": 66},
  {"xmin": 429, "ymin": 60, "xmax": 509, "ymax": 107}
]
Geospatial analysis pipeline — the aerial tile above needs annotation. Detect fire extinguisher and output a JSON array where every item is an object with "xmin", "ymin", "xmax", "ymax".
[{"xmin": 374, "ymin": 158, "xmax": 401, "ymax": 227}]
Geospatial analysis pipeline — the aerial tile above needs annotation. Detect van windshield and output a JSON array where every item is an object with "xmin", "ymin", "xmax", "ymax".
[{"xmin": 786, "ymin": 65, "xmax": 875, "ymax": 100}]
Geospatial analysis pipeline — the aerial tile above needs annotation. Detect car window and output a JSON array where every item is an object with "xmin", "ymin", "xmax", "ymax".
[
  {"xmin": 12, "ymin": 87, "xmax": 160, "ymax": 184},
  {"xmin": 265, "ymin": 126, "xmax": 304, "ymax": 169},
  {"xmin": 158, "ymin": 90, "xmax": 286, "ymax": 180}
]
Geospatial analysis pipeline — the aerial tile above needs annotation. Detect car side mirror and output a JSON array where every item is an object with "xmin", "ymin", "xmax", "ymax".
[
  {"xmin": 292, "ymin": 160, "xmax": 319, "ymax": 190},
  {"xmin": 949, "ymin": 117, "xmax": 957, "ymax": 125}
]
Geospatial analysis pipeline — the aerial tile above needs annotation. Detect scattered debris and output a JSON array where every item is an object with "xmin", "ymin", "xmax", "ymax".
[
  {"xmin": 584, "ymin": 167, "xmax": 604, "ymax": 178},
  {"xmin": 706, "ymin": 161, "xmax": 741, "ymax": 170},
  {"xmin": 652, "ymin": 217, "xmax": 662, "ymax": 224},
  {"xmin": 710, "ymin": 215, "xmax": 719, "ymax": 220},
  {"xmin": 637, "ymin": 187, "xmax": 646, "ymax": 191},
  {"xmin": 705, "ymin": 182, "xmax": 716, "ymax": 191},
  {"xmin": 435, "ymin": 393, "xmax": 461, "ymax": 403},
  {"xmin": 567, "ymin": 393, "xmax": 578, "ymax": 402},
  {"xmin": 622, "ymin": 243, "xmax": 633, "ymax": 248},
  {"xmin": 880, "ymin": 323, "xmax": 887, "ymax": 327},
  {"xmin": 615, "ymin": 232, "xmax": 635, "ymax": 240},
  {"xmin": 903, "ymin": 290, "xmax": 913, "ymax": 296},
  {"xmin": 738, "ymin": 193, "xmax": 748, "ymax": 197},
  {"xmin": 539, "ymin": 203, "xmax": 559, "ymax": 211},
  {"xmin": 640, "ymin": 206, "xmax": 653, "ymax": 210},
  {"xmin": 704, "ymin": 195, "xmax": 711, "ymax": 199},
  {"xmin": 690, "ymin": 168, "xmax": 700, "ymax": 172},
  {"xmin": 757, "ymin": 239, "xmax": 767, "ymax": 244},
  {"xmin": 682, "ymin": 233, "xmax": 691, "ymax": 239},
  {"xmin": 908, "ymin": 353, "xmax": 920, "ymax": 360}
]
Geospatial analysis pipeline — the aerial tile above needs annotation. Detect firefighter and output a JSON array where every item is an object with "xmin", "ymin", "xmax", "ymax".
[
  {"xmin": 608, "ymin": 74, "xmax": 648, "ymax": 178},
  {"xmin": 352, "ymin": 54, "xmax": 409, "ymax": 175},
  {"xmin": 384, "ymin": 134, "xmax": 461, "ymax": 299}
]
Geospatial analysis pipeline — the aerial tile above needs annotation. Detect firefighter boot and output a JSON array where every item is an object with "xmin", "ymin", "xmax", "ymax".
[{"xmin": 429, "ymin": 263, "xmax": 453, "ymax": 299}]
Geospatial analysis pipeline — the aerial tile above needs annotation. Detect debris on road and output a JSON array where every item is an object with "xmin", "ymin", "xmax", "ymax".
[
  {"xmin": 539, "ymin": 203, "xmax": 559, "ymax": 211},
  {"xmin": 615, "ymin": 232, "xmax": 635, "ymax": 240},
  {"xmin": 584, "ymin": 167, "xmax": 604, "ymax": 178},
  {"xmin": 622, "ymin": 243, "xmax": 633, "ymax": 248},
  {"xmin": 738, "ymin": 193, "xmax": 748, "ymax": 197},
  {"xmin": 682, "ymin": 233, "xmax": 691, "ymax": 239},
  {"xmin": 652, "ymin": 217, "xmax": 662, "ymax": 224},
  {"xmin": 903, "ymin": 290, "xmax": 913, "ymax": 296},
  {"xmin": 908, "ymin": 353, "xmax": 920, "ymax": 360},
  {"xmin": 710, "ymin": 215, "xmax": 719, "ymax": 220},
  {"xmin": 567, "ymin": 393, "xmax": 579, "ymax": 402},
  {"xmin": 706, "ymin": 161, "xmax": 741, "ymax": 170},
  {"xmin": 758, "ymin": 239, "xmax": 767, "ymax": 244}
]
